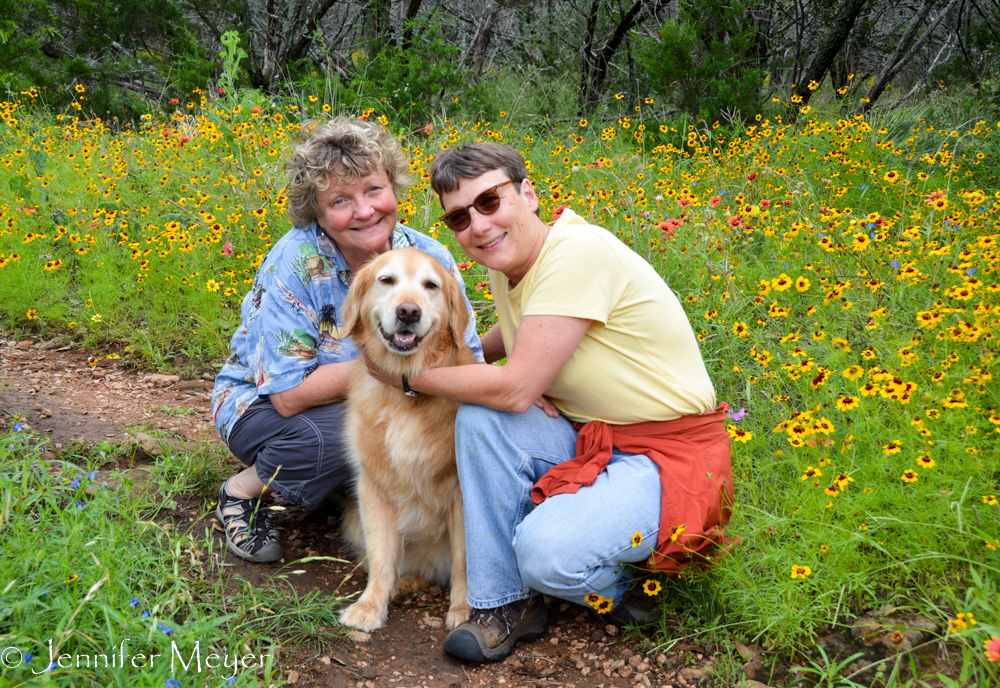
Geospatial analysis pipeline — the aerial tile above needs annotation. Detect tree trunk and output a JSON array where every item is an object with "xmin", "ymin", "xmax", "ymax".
[
  {"xmin": 463, "ymin": 2, "xmax": 502, "ymax": 78},
  {"xmin": 366, "ymin": 0, "xmax": 392, "ymax": 46},
  {"xmin": 787, "ymin": 0, "xmax": 868, "ymax": 119},
  {"xmin": 577, "ymin": 0, "xmax": 602, "ymax": 114},
  {"xmin": 859, "ymin": 0, "xmax": 960, "ymax": 113},
  {"xmin": 586, "ymin": 0, "xmax": 654, "ymax": 110},
  {"xmin": 285, "ymin": 0, "xmax": 341, "ymax": 63},
  {"xmin": 401, "ymin": 0, "xmax": 424, "ymax": 48}
]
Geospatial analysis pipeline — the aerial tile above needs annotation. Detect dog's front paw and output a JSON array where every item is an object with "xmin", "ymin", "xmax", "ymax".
[
  {"xmin": 339, "ymin": 599, "xmax": 388, "ymax": 632},
  {"xmin": 445, "ymin": 600, "xmax": 472, "ymax": 630}
]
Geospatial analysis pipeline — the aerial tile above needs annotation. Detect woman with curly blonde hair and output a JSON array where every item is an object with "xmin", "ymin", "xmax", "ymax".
[{"xmin": 211, "ymin": 115, "xmax": 483, "ymax": 563}]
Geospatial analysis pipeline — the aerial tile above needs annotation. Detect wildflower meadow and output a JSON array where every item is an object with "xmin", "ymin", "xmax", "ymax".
[{"xmin": 1, "ymin": 82, "xmax": 999, "ymax": 685}]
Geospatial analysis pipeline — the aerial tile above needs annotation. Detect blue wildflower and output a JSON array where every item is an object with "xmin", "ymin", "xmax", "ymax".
[
  {"xmin": 866, "ymin": 223, "xmax": 875, "ymax": 229},
  {"xmin": 44, "ymin": 662, "xmax": 57, "ymax": 672},
  {"xmin": 130, "ymin": 598, "xmax": 139, "ymax": 608},
  {"xmin": 75, "ymin": 501, "xmax": 84, "ymax": 509},
  {"xmin": 24, "ymin": 653, "xmax": 32, "ymax": 662},
  {"xmin": 142, "ymin": 611, "xmax": 151, "ymax": 617},
  {"xmin": 890, "ymin": 261, "xmax": 900, "ymax": 269},
  {"xmin": 870, "ymin": 232, "xmax": 876, "ymax": 239},
  {"xmin": 166, "ymin": 679, "xmax": 181, "ymax": 688},
  {"xmin": 88, "ymin": 471, "xmax": 98, "ymax": 479},
  {"xmin": 225, "ymin": 676, "xmax": 237, "ymax": 687},
  {"xmin": 860, "ymin": 184, "xmax": 867, "ymax": 189},
  {"xmin": 70, "ymin": 478, "xmax": 81, "ymax": 489},
  {"xmin": 13, "ymin": 423, "xmax": 22, "ymax": 432},
  {"xmin": 967, "ymin": 268, "xmax": 976, "ymax": 276},
  {"xmin": 158, "ymin": 623, "xmax": 174, "ymax": 636}
]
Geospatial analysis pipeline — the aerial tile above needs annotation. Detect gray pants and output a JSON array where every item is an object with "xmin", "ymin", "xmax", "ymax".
[{"xmin": 226, "ymin": 396, "xmax": 351, "ymax": 509}]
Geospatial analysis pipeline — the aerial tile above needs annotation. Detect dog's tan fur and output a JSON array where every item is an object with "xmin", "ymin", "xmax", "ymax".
[{"xmin": 338, "ymin": 247, "xmax": 476, "ymax": 632}]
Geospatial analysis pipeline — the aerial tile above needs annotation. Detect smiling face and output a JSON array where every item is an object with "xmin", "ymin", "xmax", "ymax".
[
  {"xmin": 439, "ymin": 170, "xmax": 548, "ymax": 286},
  {"xmin": 315, "ymin": 169, "xmax": 398, "ymax": 270},
  {"xmin": 366, "ymin": 249, "xmax": 450, "ymax": 356}
]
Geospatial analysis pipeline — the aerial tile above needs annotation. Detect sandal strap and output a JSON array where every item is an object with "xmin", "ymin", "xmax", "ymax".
[{"xmin": 218, "ymin": 479, "xmax": 280, "ymax": 556}]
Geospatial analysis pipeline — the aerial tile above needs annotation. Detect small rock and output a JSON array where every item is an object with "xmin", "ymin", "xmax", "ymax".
[
  {"xmin": 428, "ymin": 585, "xmax": 442, "ymax": 597},
  {"xmin": 348, "ymin": 630, "xmax": 371, "ymax": 643},
  {"xmin": 174, "ymin": 379, "xmax": 211, "ymax": 392},
  {"xmin": 144, "ymin": 373, "xmax": 180, "ymax": 388},
  {"xmin": 31, "ymin": 372, "xmax": 52, "ymax": 381},
  {"xmin": 39, "ymin": 336, "xmax": 63, "ymax": 350},
  {"xmin": 200, "ymin": 372, "xmax": 216, "ymax": 382},
  {"xmin": 422, "ymin": 614, "xmax": 443, "ymax": 629},
  {"xmin": 17, "ymin": 340, "xmax": 34, "ymax": 348},
  {"xmin": 605, "ymin": 624, "xmax": 618, "ymax": 636},
  {"xmin": 359, "ymin": 666, "xmax": 378, "ymax": 679},
  {"xmin": 286, "ymin": 669, "xmax": 299, "ymax": 683},
  {"xmin": 580, "ymin": 667, "xmax": 590, "ymax": 677},
  {"xmin": 679, "ymin": 667, "xmax": 705, "ymax": 681},
  {"xmin": 39, "ymin": 408, "xmax": 52, "ymax": 418},
  {"xmin": 657, "ymin": 654, "xmax": 667, "ymax": 665},
  {"xmin": 92, "ymin": 369, "xmax": 107, "ymax": 380},
  {"xmin": 558, "ymin": 602, "xmax": 571, "ymax": 612},
  {"xmin": 132, "ymin": 432, "xmax": 164, "ymax": 456}
]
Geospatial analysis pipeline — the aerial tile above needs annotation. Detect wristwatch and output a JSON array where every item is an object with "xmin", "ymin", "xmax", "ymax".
[{"xmin": 402, "ymin": 374, "xmax": 418, "ymax": 398}]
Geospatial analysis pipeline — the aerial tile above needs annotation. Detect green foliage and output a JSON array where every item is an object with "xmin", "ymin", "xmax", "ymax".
[
  {"xmin": 0, "ymin": 423, "xmax": 349, "ymax": 686},
  {"xmin": 218, "ymin": 31, "xmax": 247, "ymax": 101},
  {"xmin": 636, "ymin": 0, "xmax": 767, "ymax": 124},
  {"xmin": 345, "ymin": 16, "xmax": 466, "ymax": 128}
]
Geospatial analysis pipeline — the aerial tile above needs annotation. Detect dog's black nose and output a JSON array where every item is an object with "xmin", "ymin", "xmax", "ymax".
[{"xmin": 396, "ymin": 302, "xmax": 422, "ymax": 324}]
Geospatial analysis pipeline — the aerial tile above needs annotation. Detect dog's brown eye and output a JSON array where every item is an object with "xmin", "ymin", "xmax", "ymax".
[
  {"xmin": 423, "ymin": 280, "xmax": 439, "ymax": 290},
  {"xmin": 378, "ymin": 276, "xmax": 395, "ymax": 286}
]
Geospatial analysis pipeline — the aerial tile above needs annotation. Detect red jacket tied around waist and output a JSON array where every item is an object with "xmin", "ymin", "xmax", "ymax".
[{"xmin": 530, "ymin": 404, "xmax": 735, "ymax": 576}]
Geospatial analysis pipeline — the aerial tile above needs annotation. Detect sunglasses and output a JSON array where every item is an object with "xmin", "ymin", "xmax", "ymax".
[{"xmin": 440, "ymin": 180, "xmax": 517, "ymax": 232}]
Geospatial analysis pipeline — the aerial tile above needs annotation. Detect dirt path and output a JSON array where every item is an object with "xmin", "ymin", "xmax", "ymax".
[{"xmin": 1, "ymin": 337, "xmax": 717, "ymax": 688}]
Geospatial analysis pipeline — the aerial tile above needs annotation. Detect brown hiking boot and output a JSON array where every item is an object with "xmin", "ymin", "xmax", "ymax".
[
  {"xmin": 443, "ymin": 595, "xmax": 549, "ymax": 662},
  {"xmin": 604, "ymin": 585, "xmax": 663, "ymax": 628}
]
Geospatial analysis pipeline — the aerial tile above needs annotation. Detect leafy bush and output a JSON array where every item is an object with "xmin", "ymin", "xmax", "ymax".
[{"xmin": 636, "ymin": 0, "xmax": 767, "ymax": 124}]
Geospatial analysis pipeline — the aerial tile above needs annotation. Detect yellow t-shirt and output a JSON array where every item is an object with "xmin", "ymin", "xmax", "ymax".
[{"xmin": 489, "ymin": 209, "xmax": 716, "ymax": 424}]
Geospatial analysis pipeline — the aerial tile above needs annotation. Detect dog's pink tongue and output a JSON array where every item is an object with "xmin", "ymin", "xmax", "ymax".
[{"xmin": 394, "ymin": 332, "xmax": 416, "ymax": 346}]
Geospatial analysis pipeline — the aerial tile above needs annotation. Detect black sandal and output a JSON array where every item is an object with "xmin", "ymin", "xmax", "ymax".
[{"xmin": 215, "ymin": 477, "xmax": 283, "ymax": 563}]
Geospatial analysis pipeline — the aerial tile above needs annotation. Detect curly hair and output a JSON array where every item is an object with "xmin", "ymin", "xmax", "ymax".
[{"xmin": 284, "ymin": 115, "xmax": 413, "ymax": 228}]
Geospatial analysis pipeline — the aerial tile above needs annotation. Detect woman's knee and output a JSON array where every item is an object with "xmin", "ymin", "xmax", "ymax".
[{"xmin": 513, "ymin": 516, "xmax": 587, "ymax": 595}]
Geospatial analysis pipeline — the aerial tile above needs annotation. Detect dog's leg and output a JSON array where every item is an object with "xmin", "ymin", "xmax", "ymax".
[
  {"xmin": 445, "ymin": 495, "xmax": 472, "ymax": 629},
  {"xmin": 339, "ymin": 476, "xmax": 400, "ymax": 632}
]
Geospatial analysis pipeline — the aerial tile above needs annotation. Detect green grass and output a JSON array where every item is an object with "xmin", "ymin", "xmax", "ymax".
[
  {"xmin": 2, "ymin": 81, "xmax": 1000, "ymax": 684},
  {"xmin": 0, "ymin": 424, "xmax": 350, "ymax": 687}
]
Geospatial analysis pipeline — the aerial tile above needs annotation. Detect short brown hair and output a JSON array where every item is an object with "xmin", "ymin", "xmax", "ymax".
[
  {"xmin": 429, "ymin": 143, "xmax": 527, "ymax": 198},
  {"xmin": 285, "ymin": 115, "xmax": 413, "ymax": 228}
]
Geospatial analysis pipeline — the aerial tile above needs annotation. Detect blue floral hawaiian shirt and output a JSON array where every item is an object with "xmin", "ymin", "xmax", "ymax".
[{"xmin": 211, "ymin": 222, "xmax": 484, "ymax": 443}]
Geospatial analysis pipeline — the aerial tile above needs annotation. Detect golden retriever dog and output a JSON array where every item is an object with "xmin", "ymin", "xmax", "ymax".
[{"xmin": 338, "ymin": 247, "xmax": 477, "ymax": 632}]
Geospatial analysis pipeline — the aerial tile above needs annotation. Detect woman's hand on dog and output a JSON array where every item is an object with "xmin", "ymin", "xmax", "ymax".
[
  {"xmin": 363, "ymin": 352, "xmax": 402, "ymax": 388},
  {"xmin": 363, "ymin": 351, "xmax": 561, "ymax": 418}
]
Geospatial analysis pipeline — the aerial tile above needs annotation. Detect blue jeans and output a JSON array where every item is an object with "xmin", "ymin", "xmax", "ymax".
[{"xmin": 455, "ymin": 404, "xmax": 662, "ymax": 609}]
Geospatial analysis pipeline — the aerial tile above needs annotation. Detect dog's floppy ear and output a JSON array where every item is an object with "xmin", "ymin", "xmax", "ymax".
[
  {"xmin": 445, "ymin": 266, "xmax": 471, "ymax": 347},
  {"xmin": 341, "ymin": 261, "xmax": 376, "ymax": 341}
]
